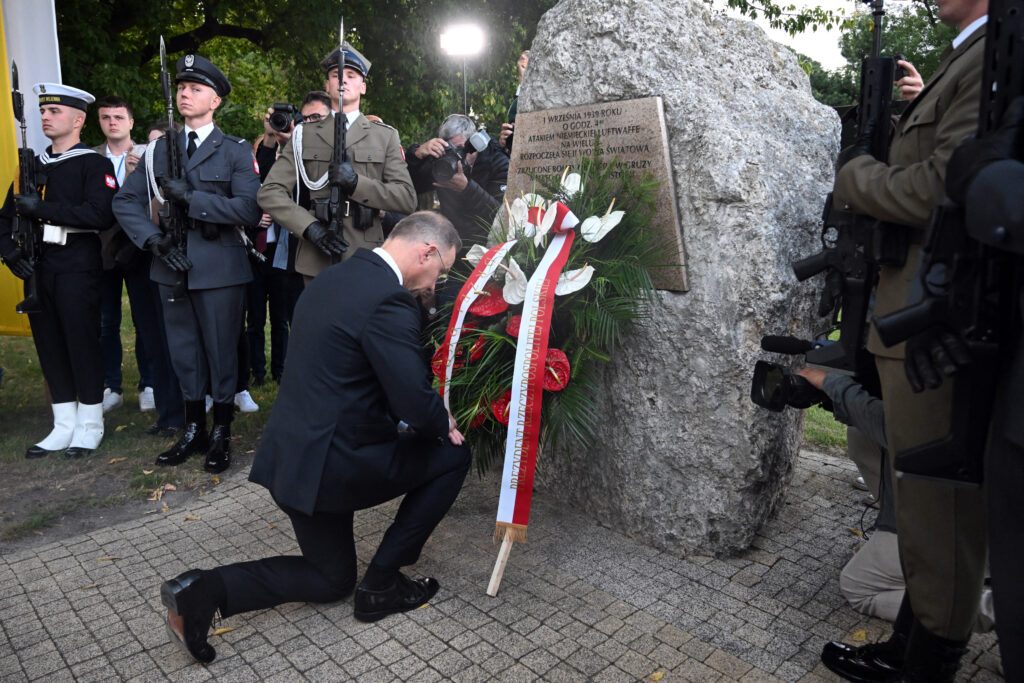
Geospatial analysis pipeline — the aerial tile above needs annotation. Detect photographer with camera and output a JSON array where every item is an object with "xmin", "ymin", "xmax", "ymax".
[
  {"xmin": 405, "ymin": 114, "xmax": 509, "ymax": 247},
  {"xmin": 258, "ymin": 44, "xmax": 416, "ymax": 282}
]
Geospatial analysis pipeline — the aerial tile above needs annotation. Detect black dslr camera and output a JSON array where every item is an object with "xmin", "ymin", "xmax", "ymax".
[
  {"xmin": 431, "ymin": 129, "xmax": 492, "ymax": 182},
  {"xmin": 269, "ymin": 103, "xmax": 302, "ymax": 133},
  {"xmin": 750, "ymin": 336, "xmax": 832, "ymax": 412}
]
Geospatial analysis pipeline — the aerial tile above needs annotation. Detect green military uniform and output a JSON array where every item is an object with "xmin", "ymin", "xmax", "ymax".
[
  {"xmin": 257, "ymin": 113, "xmax": 416, "ymax": 280},
  {"xmin": 833, "ymin": 26, "xmax": 987, "ymax": 641}
]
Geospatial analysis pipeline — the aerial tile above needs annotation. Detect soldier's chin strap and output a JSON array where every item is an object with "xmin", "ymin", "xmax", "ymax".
[{"xmin": 291, "ymin": 121, "xmax": 331, "ymax": 193}]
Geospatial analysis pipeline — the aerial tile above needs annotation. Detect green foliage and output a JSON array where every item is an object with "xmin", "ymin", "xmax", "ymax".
[
  {"xmin": 434, "ymin": 145, "xmax": 665, "ymax": 473},
  {"xmin": 56, "ymin": 0, "xmax": 557, "ymax": 146},
  {"xmin": 718, "ymin": 0, "xmax": 848, "ymax": 35},
  {"xmin": 805, "ymin": 2, "xmax": 957, "ymax": 107}
]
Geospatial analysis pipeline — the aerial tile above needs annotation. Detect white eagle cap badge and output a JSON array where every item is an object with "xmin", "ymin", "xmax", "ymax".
[{"xmin": 184, "ymin": 54, "xmax": 195, "ymax": 68}]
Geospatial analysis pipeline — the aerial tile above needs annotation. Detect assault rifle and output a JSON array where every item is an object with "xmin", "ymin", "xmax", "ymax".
[
  {"xmin": 10, "ymin": 61, "xmax": 41, "ymax": 314},
  {"xmin": 790, "ymin": 0, "xmax": 904, "ymax": 378},
  {"xmin": 326, "ymin": 15, "xmax": 351, "ymax": 262},
  {"xmin": 873, "ymin": 0, "xmax": 1024, "ymax": 485},
  {"xmin": 158, "ymin": 35, "xmax": 190, "ymax": 301}
]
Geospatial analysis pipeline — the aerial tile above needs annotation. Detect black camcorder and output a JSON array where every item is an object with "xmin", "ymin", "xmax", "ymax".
[
  {"xmin": 431, "ymin": 129, "xmax": 492, "ymax": 182},
  {"xmin": 750, "ymin": 336, "xmax": 833, "ymax": 413},
  {"xmin": 269, "ymin": 103, "xmax": 303, "ymax": 133}
]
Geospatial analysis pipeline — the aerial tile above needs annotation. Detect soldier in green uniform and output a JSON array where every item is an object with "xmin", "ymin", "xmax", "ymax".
[
  {"xmin": 257, "ymin": 44, "xmax": 416, "ymax": 282},
  {"xmin": 818, "ymin": 0, "xmax": 989, "ymax": 680}
]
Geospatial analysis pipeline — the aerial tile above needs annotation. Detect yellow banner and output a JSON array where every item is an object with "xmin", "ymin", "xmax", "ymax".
[{"xmin": 0, "ymin": 1, "xmax": 31, "ymax": 337}]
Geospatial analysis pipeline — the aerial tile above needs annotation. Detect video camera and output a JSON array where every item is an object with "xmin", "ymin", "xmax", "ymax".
[
  {"xmin": 269, "ymin": 103, "xmax": 304, "ymax": 133},
  {"xmin": 750, "ymin": 336, "xmax": 833, "ymax": 412},
  {"xmin": 431, "ymin": 129, "xmax": 491, "ymax": 182}
]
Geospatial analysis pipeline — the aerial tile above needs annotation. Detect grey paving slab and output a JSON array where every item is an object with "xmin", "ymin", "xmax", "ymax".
[{"xmin": 0, "ymin": 450, "xmax": 1003, "ymax": 681}]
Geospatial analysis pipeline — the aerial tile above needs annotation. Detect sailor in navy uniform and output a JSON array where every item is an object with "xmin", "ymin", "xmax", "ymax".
[
  {"xmin": 0, "ymin": 84, "xmax": 117, "ymax": 458},
  {"xmin": 113, "ymin": 54, "xmax": 261, "ymax": 473}
]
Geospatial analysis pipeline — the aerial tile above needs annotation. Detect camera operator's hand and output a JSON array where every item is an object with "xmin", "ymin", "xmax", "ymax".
[
  {"xmin": 414, "ymin": 138, "xmax": 448, "ymax": 159},
  {"xmin": 14, "ymin": 193, "xmax": 44, "ymax": 219},
  {"xmin": 499, "ymin": 122, "xmax": 515, "ymax": 149},
  {"xmin": 159, "ymin": 177, "xmax": 193, "ymax": 208},
  {"xmin": 2, "ymin": 248, "xmax": 33, "ymax": 280},
  {"xmin": 145, "ymin": 233, "xmax": 192, "ymax": 272},
  {"xmin": 904, "ymin": 328, "xmax": 972, "ymax": 393},
  {"xmin": 330, "ymin": 161, "xmax": 358, "ymax": 194},
  {"xmin": 796, "ymin": 367, "xmax": 827, "ymax": 390},
  {"xmin": 895, "ymin": 60, "xmax": 923, "ymax": 102},
  {"xmin": 303, "ymin": 221, "xmax": 348, "ymax": 257},
  {"xmin": 262, "ymin": 108, "xmax": 293, "ymax": 148},
  {"xmin": 434, "ymin": 160, "xmax": 468, "ymax": 192}
]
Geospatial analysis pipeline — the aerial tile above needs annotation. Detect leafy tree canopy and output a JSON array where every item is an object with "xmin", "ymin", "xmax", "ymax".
[{"xmin": 57, "ymin": 0, "xmax": 556, "ymax": 146}]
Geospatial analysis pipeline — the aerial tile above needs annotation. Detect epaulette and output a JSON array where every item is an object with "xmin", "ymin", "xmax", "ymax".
[
  {"xmin": 370, "ymin": 120, "xmax": 397, "ymax": 132},
  {"xmin": 223, "ymin": 134, "xmax": 247, "ymax": 145}
]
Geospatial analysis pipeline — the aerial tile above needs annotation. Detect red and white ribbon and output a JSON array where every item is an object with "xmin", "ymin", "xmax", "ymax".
[
  {"xmin": 496, "ymin": 202, "xmax": 577, "ymax": 542},
  {"xmin": 438, "ymin": 240, "xmax": 517, "ymax": 409}
]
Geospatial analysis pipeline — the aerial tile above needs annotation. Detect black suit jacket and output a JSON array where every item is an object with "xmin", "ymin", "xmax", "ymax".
[{"xmin": 249, "ymin": 248, "xmax": 450, "ymax": 514}]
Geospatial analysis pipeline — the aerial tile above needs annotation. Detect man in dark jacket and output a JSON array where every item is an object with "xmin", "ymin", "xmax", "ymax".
[
  {"xmin": 156, "ymin": 211, "xmax": 470, "ymax": 664},
  {"xmin": 406, "ymin": 114, "xmax": 508, "ymax": 246}
]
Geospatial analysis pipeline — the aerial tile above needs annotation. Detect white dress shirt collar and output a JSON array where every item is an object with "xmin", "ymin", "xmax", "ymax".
[
  {"xmin": 373, "ymin": 247, "xmax": 403, "ymax": 285},
  {"xmin": 184, "ymin": 121, "xmax": 216, "ymax": 147},
  {"xmin": 345, "ymin": 110, "xmax": 360, "ymax": 129},
  {"xmin": 953, "ymin": 16, "xmax": 987, "ymax": 50}
]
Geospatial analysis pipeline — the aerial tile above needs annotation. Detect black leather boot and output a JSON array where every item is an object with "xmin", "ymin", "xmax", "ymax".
[
  {"xmin": 821, "ymin": 594, "xmax": 912, "ymax": 682},
  {"xmin": 156, "ymin": 401, "xmax": 208, "ymax": 466},
  {"xmin": 204, "ymin": 402, "xmax": 232, "ymax": 474},
  {"xmin": 159, "ymin": 568, "xmax": 226, "ymax": 664},
  {"xmin": 899, "ymin": 620, "xmax": 968, "ymax": 683}
]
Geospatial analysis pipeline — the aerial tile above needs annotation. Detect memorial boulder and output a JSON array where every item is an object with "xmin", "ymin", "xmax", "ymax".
[{"xmin": 519, "ymin": 0, "xmax": 840, "ymax": 554}]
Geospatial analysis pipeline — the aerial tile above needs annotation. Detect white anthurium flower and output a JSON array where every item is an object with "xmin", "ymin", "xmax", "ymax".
[
  {"xmin": 503, "ymin": 257, "xmax": 528, "ymax": 305},
  {"xmin": 534, "ymin": 203, "xmax": 560, "ymax": 248},
  {"xmin": 465, "ymin": 244, "xmax": 488, "ymax": 267},
  {"xmin": 507, "ymin": 197, "xmax": 534, "ymax": 239},
  {"xmin": 580, "ymin": 210, "xmax": 625, "ymax": 243},
  {"xmin": 559, "ymin": 170, "xmax": 582, "ymax": 199},
  {"xmin": 555, "ymin": 265, "xmax": 595, "ymax": 296}
]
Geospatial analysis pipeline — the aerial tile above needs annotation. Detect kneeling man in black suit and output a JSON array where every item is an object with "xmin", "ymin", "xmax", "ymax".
[{"xmin": 158, "ymin": 211, "xmax": 469, "ymax": 663}]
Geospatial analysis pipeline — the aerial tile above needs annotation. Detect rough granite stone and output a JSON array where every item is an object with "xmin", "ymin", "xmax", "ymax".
[{"xmin": 526, "ymin": 0, "xmax": 838, "ymax": 554}]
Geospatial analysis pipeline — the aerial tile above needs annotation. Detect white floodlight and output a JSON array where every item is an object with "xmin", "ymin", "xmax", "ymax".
[{"xmin": 440, "ymin": 24, "xmax": 485, "ymax": 57}]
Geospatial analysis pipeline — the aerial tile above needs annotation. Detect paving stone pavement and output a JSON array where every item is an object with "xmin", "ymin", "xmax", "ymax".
[{"xmin": 0, "ymin": 450, "xmax": 1004, "ymax": 682}]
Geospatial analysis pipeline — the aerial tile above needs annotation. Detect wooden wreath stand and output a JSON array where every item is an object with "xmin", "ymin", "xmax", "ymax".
[{"xmin": 486, "ymin": 530, "xmax": 515, "ymax": 596}]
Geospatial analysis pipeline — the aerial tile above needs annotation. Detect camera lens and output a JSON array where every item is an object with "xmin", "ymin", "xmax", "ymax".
[
  {"xmin": 269, "ymin": 112, "xmax": 291, "ymax": 133},
  {"xmin": 431, "ymin": 154, "xmax": 458, "ymax": 182}
]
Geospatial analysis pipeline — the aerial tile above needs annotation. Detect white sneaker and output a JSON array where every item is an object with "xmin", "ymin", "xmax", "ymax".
[
  {"xmin": 234, "ymin": 390, "xmax": 259, "ymax": 413},
  {"xmin": 102, "ymin": 388, "xmax": 123, "ymax": 414},
  {"xmin": 205, "ymin": 395, "xmax": 213, "ymax": 413},
  {"xmin": 138, "ymin": 387, "xmax": 155, "ymax": 412}
]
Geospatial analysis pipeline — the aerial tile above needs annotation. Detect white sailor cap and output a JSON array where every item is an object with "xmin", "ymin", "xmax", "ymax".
[{"xmin": 33, "ymin": 83, "xmax": 96, "ymax": 111}]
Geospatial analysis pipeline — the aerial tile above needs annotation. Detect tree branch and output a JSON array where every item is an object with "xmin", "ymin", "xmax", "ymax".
[{"xmin": 138, "ymin": 10, "xmax": 266, "ymax": 64}]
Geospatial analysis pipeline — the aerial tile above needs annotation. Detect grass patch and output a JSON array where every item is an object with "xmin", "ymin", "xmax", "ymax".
[{"xmin": 802, "ymin": 404, "xmax": 848, "ymax": 453}]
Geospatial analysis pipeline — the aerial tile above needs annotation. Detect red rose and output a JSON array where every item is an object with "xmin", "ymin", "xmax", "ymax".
[
  {"xmin": 543, "ymin": 348, "xmax": 571, "ymax": 392},
  {"xmin": 505, "ymin": 315, "xmax": 521, "ymax": 338},
  {"xmin": 468, "ymin": 282, "xmax": 509, "ymax": 317},
  {"xmin": 491, "ymin": 389, "xmax": 512, "ymax": 425}
]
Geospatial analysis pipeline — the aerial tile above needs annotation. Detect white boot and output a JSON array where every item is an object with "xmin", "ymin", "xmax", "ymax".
[
  {"xmin": 28, "ymin": 402, "xmax": 78, "ymax": 457},
  {"xmin": 66, "ymin": 402, "xmax": 104, "ymax": 458}
]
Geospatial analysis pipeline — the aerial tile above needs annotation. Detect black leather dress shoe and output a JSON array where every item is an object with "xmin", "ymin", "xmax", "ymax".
[
  {"xmin": 156, "ymin": 423, "xmax": 208, "ymax": 466},
  {"xmin": 25, "ymin": 445, "xmax": 56, "ymax": 459},
  {"xmin": 160, "ymin": 569, "xmax": 220, "ymax": 664},
  {"xmin": 64, "ymin": 447, "xmax": 92, "ymax": 459},
  {"xmin": 146, "ymin": 422, "xmax": 181, "ymax": 437},
  {"xmin": 204, "ymin": 425, "xmax": 231, "ymax": 473},
  {"xmin": 821, "ymin": 640, "xmax": 903, "ymax": 682},
  {"xmin": 354, "ymin": 572, "xmax": 440, "ymax": 623}
]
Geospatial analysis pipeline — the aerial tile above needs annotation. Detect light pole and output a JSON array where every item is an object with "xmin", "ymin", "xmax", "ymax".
[{"xmin": 440, "ymin": 24, "xmax": 485, "ymax": 114}]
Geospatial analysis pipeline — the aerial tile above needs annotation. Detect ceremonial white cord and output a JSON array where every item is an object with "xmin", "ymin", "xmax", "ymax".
[
  {"xmin": 144, "ymin": 141, "xmax": 165, "ymax": 207},
  {"xmin": 292, "ymin": 123, "xmax": 329, "ymax": 192}
]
